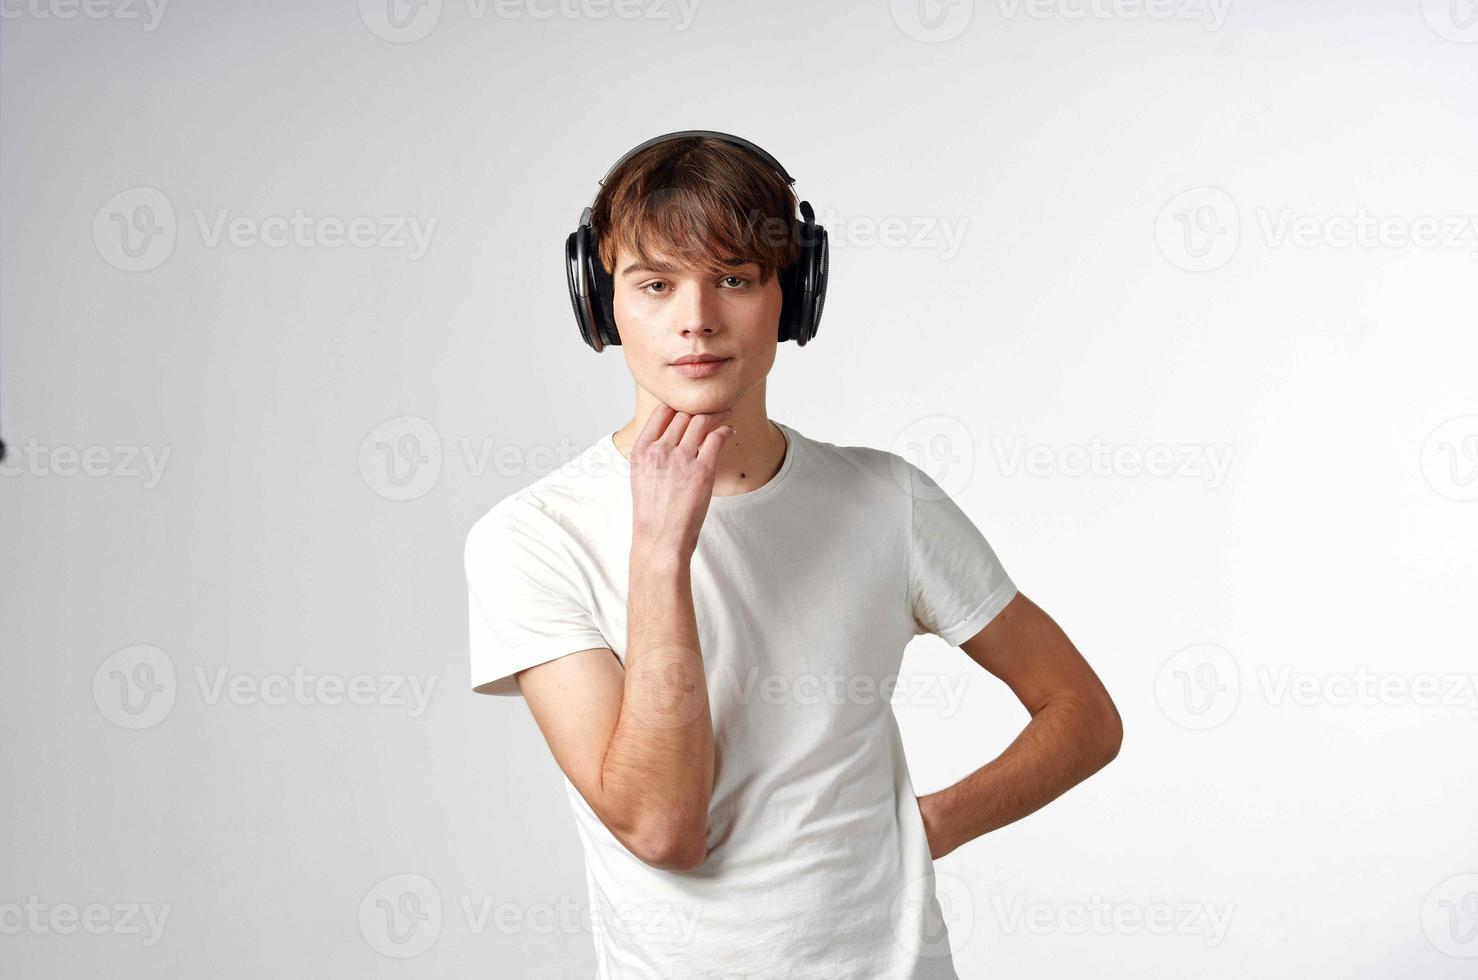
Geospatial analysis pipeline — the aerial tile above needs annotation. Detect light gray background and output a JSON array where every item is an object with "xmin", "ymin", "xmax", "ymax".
[{"xmin": 2, "ymin": 0, "xmax": 1475, "ymax": 977}]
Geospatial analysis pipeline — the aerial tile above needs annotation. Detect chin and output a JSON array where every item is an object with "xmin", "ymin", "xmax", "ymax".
[
  {"xmin": 657, "ymin": 385, "xmax": 733, "ymax": 417},
  {"xmin": 672, "ymin": 396, "xmax": 732, "ymax": 416}
]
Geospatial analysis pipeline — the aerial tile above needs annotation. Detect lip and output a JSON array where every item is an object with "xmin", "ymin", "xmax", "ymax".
[{"xmin": 670, "ymin": 355, "xmax": 731, "ymax": 379}]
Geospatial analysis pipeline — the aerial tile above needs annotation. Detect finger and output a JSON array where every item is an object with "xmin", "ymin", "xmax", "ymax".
[
  {"xmin": 635, "ymin": 404, "xmax": 676, "ymax": 447},
  {"xmin": 696, "ymin": 424, "xmax": 735, "ymax": 469},
  {"xmin": 659, "ymin": 411, "xmax": 692, "ymax": 447},
  {"xmin": 679, "ymin": 409, "xmax": 733, "ymax": 456}
]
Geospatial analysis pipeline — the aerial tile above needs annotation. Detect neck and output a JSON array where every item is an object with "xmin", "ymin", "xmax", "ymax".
[{"xmin": 610, "ymin": 384, "xmax": 787, "ymax": 497}]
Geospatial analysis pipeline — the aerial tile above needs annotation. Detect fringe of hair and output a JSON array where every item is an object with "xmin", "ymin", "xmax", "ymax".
[{"xmin": 589, "ymin": 136, "xmax": 804, "ymax": 286}]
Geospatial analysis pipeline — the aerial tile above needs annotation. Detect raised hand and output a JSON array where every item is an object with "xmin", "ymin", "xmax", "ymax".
[{"xmin": 629, "ymin": 404, "xmax": 735, "ymax": 560}]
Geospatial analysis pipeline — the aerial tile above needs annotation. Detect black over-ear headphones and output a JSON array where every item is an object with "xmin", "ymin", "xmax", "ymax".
[{"xmin": 565, "ymin": 130, "xmax": 829, "ymax": 353}]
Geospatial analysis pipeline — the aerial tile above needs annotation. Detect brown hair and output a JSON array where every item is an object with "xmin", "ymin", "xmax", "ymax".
[{"xmin": 588, "ymin": 135, "xmax": 803, "ymax": 287}]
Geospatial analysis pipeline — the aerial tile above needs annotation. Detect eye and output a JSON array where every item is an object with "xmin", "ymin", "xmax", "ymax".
[
  {"xmin": 720, "ymin": 275, "xmax": 751, "ymax": 289},
  {"xmin": 639, "ymin": 280, "xmax": 669, "ymax": 296}
]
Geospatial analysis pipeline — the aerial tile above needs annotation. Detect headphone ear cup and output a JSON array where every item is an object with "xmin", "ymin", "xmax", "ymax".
[
  {"xmin": 779, "ymin": 202, "xmax": 828, "ymax": 347},
  {"xmin": 589, "ymin": 248, "xmax": 620, "ymax": 348},
  {"xmin": 566, "ymin": 212, "xmax": 621, "ymax": 352},
  {"xmin": 777, "ymin": 261, "xmax": 798, "ymax": 343},
  {"xmin": 565, "ymin": 227, "xmax": 600, "ymax": 351},
  {"xmin": 781, "ymin": 219, "xmax": 828, "ymax": 347},
  {"xmin": 803, "ymin": 225, "xmax": 829, "ymax": 346}
]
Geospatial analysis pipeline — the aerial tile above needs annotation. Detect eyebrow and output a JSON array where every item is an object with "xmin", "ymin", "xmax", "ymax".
[{"xmin": 620, "ymin": 257, "xmax": 760, "ymax": 278}]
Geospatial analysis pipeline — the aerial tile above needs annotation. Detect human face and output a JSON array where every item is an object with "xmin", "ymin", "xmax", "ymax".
[{"xmin": 610, "ymin": 245, "xmax": 783, "ymax": 416}]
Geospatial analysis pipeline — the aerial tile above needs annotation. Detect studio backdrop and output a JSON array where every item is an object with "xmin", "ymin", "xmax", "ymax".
[{"xmin": 1, "ymin": 1, "xmax": 1474, "ymax": 977}]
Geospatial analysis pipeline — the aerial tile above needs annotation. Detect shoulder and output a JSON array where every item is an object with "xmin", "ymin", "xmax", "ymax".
[
  {"xmin": 784, "ymin": 424, "xmax": 917, "ymax": 501},
  {"xmin": 464, "ymin": 437, "xmax": 620, "ymax": 560},
  {"xmin": 464, "ymin": 492, "xmax": 536, "ymax": 558}
]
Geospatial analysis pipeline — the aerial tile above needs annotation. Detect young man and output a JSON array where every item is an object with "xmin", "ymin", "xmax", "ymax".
[{"xmin": 465, "ymin": 132, "xmax": 1123, "ymax": 978}]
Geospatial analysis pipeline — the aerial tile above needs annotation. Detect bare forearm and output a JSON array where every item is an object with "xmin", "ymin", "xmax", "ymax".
[
  {"xmin": 919, "ymin": 694, "xmax": 1121, "ymax": 860},
  {"xmin": 600, "ymin": 543, "xmax": 714, "ymax": 864}
]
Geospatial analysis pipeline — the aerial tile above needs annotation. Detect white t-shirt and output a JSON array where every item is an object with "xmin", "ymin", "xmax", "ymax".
[{"xmin": 465, "ymin": 420, "xmax": 1017, "ymax": 979}]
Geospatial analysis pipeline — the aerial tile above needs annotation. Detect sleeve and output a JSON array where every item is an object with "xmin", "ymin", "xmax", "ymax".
[
  {"xmin": 905, "ymin": 460, "xmax": 1018, "ymax": 646},
  {"xmin": 464, "ymin": 502, "xmax": 611, "ymax": 697}
]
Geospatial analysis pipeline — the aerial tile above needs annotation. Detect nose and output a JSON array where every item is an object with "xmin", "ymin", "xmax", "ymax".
[{"xmin": 675, "ymin": 279, "xmax": 720, "ymax": 338}]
